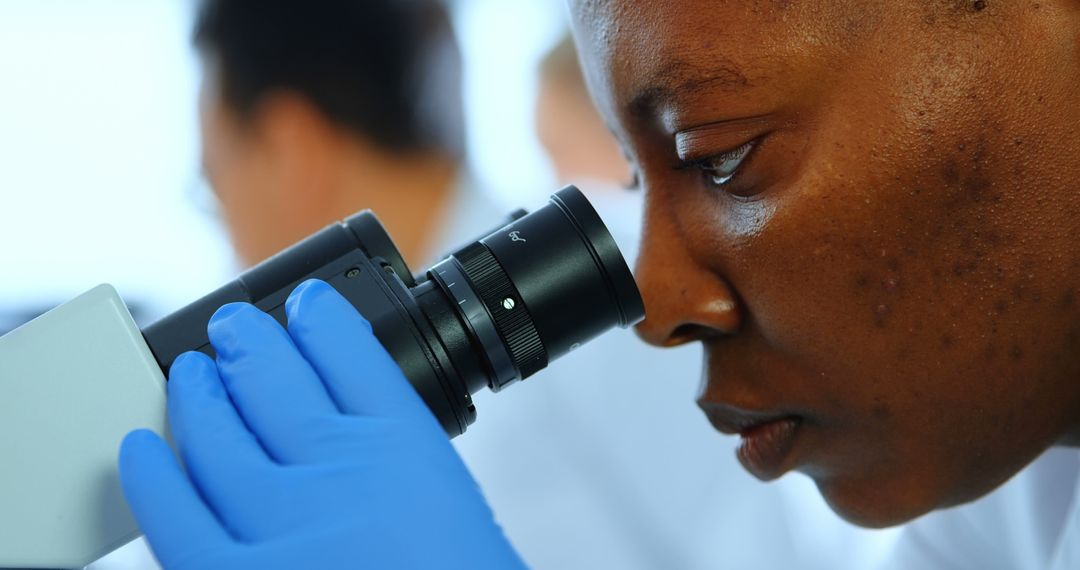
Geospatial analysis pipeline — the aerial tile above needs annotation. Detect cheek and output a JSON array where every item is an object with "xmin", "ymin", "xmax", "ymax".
[
  {"xmin": 757, "ymin": 144, "xmax": 1047, "ymax": 391},
  {"xmin": 668, "ymin": 71, "xmax": 1080, "ymax": 516},
  {"xmin": 739, "ymin": 115, "xmax": 1079, "ymax": 508}
]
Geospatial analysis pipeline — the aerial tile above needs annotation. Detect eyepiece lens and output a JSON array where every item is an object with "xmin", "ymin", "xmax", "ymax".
[
  {"xmin": 549, "ymin": 186, "xmax": 645, "ymax": 328},
  {"xmin": 430, "ymin": 185, "xmax": 644, "ymax": 391}
]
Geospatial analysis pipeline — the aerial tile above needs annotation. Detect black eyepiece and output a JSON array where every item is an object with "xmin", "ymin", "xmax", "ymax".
[
  {"xmin": 430, "ymin": 186, "xmax": 644, "ymax": 392},
  {"xmin": 549, "ymin": 187, "xmax": 645, "ymax": 328},
  {"xmin": 143, "ymin": 185, "xmax": 644, "ymax": 437}
]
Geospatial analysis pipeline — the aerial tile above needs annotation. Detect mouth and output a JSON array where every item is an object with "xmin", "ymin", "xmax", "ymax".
[
  {"xmin": 736, "ymin": 417, "xmax": 801, "ymax": 481},
  {"xmin": 701, "ymin": 405, "xmax": 802, "ymax": 481}
]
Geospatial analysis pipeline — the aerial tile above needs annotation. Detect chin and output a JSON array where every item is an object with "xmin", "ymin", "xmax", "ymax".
[{"xmin": 813, "ymin": 475, "xmax": 943, "ymax": 529}]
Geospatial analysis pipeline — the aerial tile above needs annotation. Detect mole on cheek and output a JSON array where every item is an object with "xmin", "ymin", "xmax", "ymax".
[
  {"xmin": 963, "ymin": 174, "xmax": 993, "ymax": 204},
  {"xmin": 942, "ymin": 158, "xmax": 960, "ymax": 186}
]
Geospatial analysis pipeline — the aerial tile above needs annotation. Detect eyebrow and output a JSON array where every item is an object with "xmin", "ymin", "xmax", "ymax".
[{"xmin": 628, "ymin": 59, "xmax": 751, "ymax": 118}]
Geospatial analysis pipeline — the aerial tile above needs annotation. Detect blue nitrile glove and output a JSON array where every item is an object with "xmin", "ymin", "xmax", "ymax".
[{"xmin": 118, "ymin": 279, "xmax": 526, "ymax": 570}]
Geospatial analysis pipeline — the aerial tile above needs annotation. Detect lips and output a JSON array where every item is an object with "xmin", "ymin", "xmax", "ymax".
[
  {"xmin": 736, "ymin": 417, "xmax": 801, "ymax": 481},
  {"xmin": 700, "ymin": 403, "xmax": 802, "ymax": 480}
]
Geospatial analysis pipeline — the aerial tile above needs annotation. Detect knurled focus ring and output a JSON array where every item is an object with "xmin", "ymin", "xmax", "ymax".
[{"xmin": 454, "ymin": 242, "xmax": 548, "ymax": 381}]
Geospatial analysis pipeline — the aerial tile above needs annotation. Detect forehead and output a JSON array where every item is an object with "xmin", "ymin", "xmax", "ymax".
[{"xmin": 568, "ymin": 0, "xmax": 877, "ymax": 123}]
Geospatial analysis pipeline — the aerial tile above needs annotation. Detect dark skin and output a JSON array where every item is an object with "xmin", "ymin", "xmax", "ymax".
[{"xmin": 569, "ymin": 0, "xmax": 1080, "ymax": 527}]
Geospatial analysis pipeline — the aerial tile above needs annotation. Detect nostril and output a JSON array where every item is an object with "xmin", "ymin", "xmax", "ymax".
[
  {"xmin": 633, "ymin": 312, "xmax": 734, "ymax": 347},
  {"xmin": 667, "ymin": 323, "xmax": 716, "ymax": 346}
]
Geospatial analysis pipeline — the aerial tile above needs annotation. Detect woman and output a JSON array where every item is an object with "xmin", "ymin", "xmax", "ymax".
[
  {"xmin": 571, "ymin": 0, "xmax": 1080, "ymax": 528},
  {"xmin": 119, "ymin": 1, "xmax": 1080, "ymax": 568}
]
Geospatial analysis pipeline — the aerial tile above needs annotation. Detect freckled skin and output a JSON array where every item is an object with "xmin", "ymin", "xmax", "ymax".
[{"xmin": 570, "ymin": 0, "xmax": 1080, "ymax": 527}]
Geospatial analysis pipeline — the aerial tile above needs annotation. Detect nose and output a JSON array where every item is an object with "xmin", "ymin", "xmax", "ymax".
[{"xmin": 633, "ymin": 208, "xmax": 741, "ymax": 347}]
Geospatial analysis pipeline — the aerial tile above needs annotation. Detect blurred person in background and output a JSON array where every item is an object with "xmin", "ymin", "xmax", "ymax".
[
  {"xmin": 535, "ymin": 35, "xmax": 633, "ymax": 190},
  {"xmin": 533, "ymin": 34, "xmax": 642, "ymax": 243},
  {"xmin": 195, "ymin": 0, "xmax": 468, "ymax": 269}
]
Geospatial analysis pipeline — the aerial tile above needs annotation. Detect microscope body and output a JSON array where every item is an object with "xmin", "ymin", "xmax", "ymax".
[{"xmin": 0, "ymin": 285, "xmax": 167, "ymax": 569}]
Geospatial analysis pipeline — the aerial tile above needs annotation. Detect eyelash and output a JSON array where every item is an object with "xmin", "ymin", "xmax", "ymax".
[{"xmin": 675, "ymin": 141, "xmax": 756, "ymax": 190}]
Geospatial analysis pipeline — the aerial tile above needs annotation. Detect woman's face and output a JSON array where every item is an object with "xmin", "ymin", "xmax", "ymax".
[{"xmin": 570, "ymin": 0, "xmax": 1080, "ymax": 526}]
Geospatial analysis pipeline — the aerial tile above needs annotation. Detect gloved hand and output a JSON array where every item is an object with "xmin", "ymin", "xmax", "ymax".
[{"xmin": 118, "ymin": 279, "xmax": 526, "ymax": 570}]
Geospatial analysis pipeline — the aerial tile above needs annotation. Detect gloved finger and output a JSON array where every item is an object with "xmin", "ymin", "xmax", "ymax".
[
  {"xmin": 168, "ymin": 351, "xmax": 280, "ymax": 532},
  {"xmin": 119, "ymin": 430, "xmax": 232, "ymax": 569},
  {"xmin": 285, "ymin": 279, "xmax": 428, "ymax": 419},
  {"xmin": 207, "ymin": 302, "xmax": 343, "ymax": 464}
]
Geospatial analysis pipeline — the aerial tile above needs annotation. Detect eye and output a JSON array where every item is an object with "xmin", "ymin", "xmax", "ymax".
[{"xmin": 680, "ymin": 141, "xmax": 755, "ymax": 188}]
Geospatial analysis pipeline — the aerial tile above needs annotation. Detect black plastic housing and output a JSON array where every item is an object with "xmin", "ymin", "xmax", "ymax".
[{"xmin": 141, "ymin": 186, "xmax": 643, "ymax": 437}]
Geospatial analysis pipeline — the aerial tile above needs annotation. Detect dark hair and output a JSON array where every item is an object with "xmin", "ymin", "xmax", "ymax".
[{"xmin": 194, "ymin": 0, "xmax": 463, "ymax": 158}]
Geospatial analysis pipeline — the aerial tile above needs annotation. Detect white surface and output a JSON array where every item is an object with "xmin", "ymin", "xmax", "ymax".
[
  {"xmin": 880, "ymin": 447, "xmax": 1080, "ymax": 570},
  {"xmin": 0, "ymin": 285, "xmax": 168, "ymax": 569},
  {"xmin": 452, "ymin": 0, "xmax": 566, "ymax": 210},
  {"xmin": 0, "ymin": 0, "xmax": 235, "ymax": 314}
]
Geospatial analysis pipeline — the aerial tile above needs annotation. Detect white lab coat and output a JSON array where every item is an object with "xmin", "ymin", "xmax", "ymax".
[{"xmin": 879, "ymin": 447, "xmax": 1080, "ymax": 570}]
